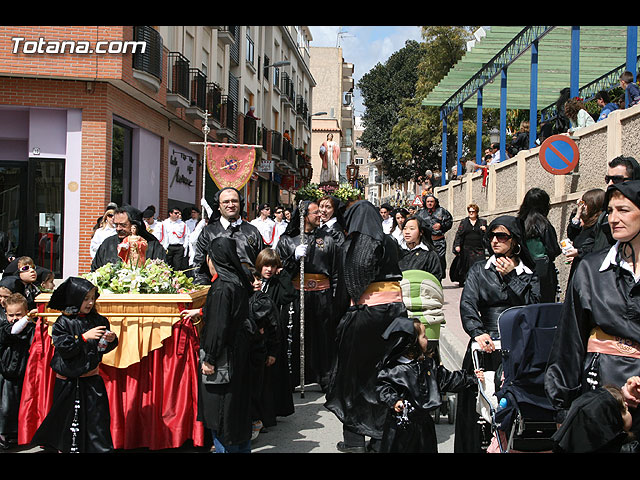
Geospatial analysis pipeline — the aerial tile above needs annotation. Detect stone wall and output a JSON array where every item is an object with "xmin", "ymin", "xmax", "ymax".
[{"xmin": 435, "ymin": 103, "xmax": 640, "ymax": 300}]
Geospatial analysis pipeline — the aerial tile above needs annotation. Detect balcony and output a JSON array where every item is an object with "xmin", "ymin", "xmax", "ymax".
[
  {"xmin": 166, "ymin": 52, "xmax": 190, "ymax": 108},
  {"xmin": 132, "ymin": 26, "xmax": 163, "ymax": 92},
  {"xmin": 271, "ymin": 130, "xmax": 282, "ymax": 159},
  {"xmin": 185, "ymin": 68, "xmax": 207, "ymax": 119},
  {"xmin": 206, "ymin": 82, "xmax": 223, "ymax": 125},
  {"xmin": 280, "ymin": 72, "xmax": 295, "ymax": 107},
  {"xmin": 217, "ymin": 26, "xmax": 236, "ymax": 46},
  {"xmin": 243, "ymin": 115, "xmax": 258, "ymax": 145}
]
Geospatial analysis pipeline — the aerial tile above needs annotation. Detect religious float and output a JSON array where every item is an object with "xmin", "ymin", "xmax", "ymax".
[{"xmin": 19, "ymin": 232, "xmax": 210, "ymax": 450}]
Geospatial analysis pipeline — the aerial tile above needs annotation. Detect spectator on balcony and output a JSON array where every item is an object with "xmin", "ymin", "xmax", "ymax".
[
  {"xmin": 620, "ymin": 71, "xmax": 640, "ymax": 107},
  {"xmin": 565, "ymin": 97, "xmax": 595, "ymax": 133},
  {"xmin": 283, "ymin": 130, "xmax": 291, "ymax": 142},
  {"xmin": 596, "ymin": 90, "xmax": 619, "ymax": 122},
  {"xmin": 246, "ymin": 106, "xmax": 260, "ymax": 120}
]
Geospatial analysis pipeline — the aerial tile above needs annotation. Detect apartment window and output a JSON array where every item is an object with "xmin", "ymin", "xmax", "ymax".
[
  {"xmin": 246, "ymin": 31, "xmax": 254, "ymax": 65},
  {"xmin": 112, "ymin": 122, "xmax": 133, "ymax": 206}
]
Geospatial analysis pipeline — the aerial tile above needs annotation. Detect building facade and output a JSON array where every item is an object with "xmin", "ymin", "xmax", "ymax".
[
  {"xmin": 0, "ymin": 25, "xmax": 314, "ymax": 277},
  {"xmin": 309, "ymin": 46, "xmax": 354, "ymax": 186}
]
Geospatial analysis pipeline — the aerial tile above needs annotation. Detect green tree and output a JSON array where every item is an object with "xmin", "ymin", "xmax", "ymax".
[{"xmin": 390, "ymin": 26, "xmax": 477, "ymax": 184}]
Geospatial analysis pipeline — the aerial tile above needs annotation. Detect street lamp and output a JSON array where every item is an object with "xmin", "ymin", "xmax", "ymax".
[
  {"xmin": 268, "ymin": 60, "xmax": 290, "ymax": 68},
  {"xmin": 489, "ymin": 127, "xmax": 500, "ymax": 145},
  {"xmin": 312, "ymin": 111, "xmax": 327, "ymax": 116}
]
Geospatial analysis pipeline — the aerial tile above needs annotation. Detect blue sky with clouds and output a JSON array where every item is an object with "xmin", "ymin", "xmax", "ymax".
[{"xmin": 308, "ymin": 26, "xmax": 423, "ymax": 117}]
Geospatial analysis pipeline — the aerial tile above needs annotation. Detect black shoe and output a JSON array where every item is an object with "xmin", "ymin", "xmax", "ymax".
[{"xmin": 336, "ymin": 441, "xmax": 366, "ymax": 453}]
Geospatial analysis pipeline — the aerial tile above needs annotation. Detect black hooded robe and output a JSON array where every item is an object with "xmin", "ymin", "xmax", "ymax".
[
  {"xmin": 376, "ymin": 317, "xmax": 477, "ymax": 453},
  {"xmin": 275, "ymin": 203, "xmax": 340, "ymax": 392},
  {"xmin": 545, "ymin": 181, "xmax": 640, "ymax": 438},
  {"xmin": 196, "ymin": 236, "xmax": 255, "ymax": 450},
  {"xmin": 324, "ymin": 201, "xmax": 408, "ymax": 445},
  {"xmin": 454, "ymin": 216, "xmax": 540, "ymax": 453},
  {"xmin": 31, "ymin": 277, "xmax": 118, "ymax": 453}
]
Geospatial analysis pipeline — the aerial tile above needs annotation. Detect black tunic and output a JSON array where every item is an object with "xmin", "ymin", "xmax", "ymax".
[
  {"xmin": 452, "ymin": 217, "xmax": 488, "ymax": 283},
  {"xmin": 275, "ymin": 228, "xmax": 339, "ymax": 390},
  {"xmin": 454, "ymin": 258, "xmax": 540, "ymax": 453},
  {"xmin": 192, "ymin": 220, "xmax": 264, "ymax": 284},
  {"xmin": 545, "ymin": 245, "xmax": 640, "ymax": 435},
  {"xmin": 377, "ymin": 355, "xmax": 477, "ymax": 453},
  {"xmin": 325, "ymin": 232, "xmax": 407, "ymax": 440},
  {"xmin": 31, "ymin": 310, "xmax": 118, "ymax": 453},
  {"xmin": 566, "ymin": 214, "xmax": 600, "ymax": 284},
  {"xmin": 398, "ymin": 243, "xmax": 443, "ymax": 283},
  {"xmin": 91, "ymin": 234, "xmax": 166, "ymax": 271}
]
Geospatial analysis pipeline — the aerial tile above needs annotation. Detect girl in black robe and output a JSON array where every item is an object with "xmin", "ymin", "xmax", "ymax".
[
  {"xmin": 398, "ymin": 216, "xmax": 443, "ymax": 283},
  {"xmin": 318, "ymin": 195, "xmax": 346, "ymax": 247},
  {"xmin": 31, "ymin": 277, "xmax": 118, "ymax": 453},
  {"xmin": 183, "ymin": 236, "xmax": 255, "ymax": 453},
  {"xmin": 376, "ymin": 317, "xmax": 478, "ymax": 453},
  {"xmin": 545, "ymin": 180, "xmax": 640, "ymax": 439},
  {"xmin": 255, "ymin": 248, "xmax": 296, "ymax": 425},
  {"xmin": 454, "ymin": 215, "xmax": 540, "ymax": 453},
  {"xmin": 324, "ymin": 200, "xmax": 408, "ymax": 453}
]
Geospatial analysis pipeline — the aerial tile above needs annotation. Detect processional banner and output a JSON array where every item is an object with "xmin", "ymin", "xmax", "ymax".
[{"xmin": 207, "ymin": 143, "xmax": 257, "ymax": 190}]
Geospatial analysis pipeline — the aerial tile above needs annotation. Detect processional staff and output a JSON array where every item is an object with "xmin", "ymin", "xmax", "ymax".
[{"xmin": 298, "ymin": 198, "xmax": 306, "ymax": 399}]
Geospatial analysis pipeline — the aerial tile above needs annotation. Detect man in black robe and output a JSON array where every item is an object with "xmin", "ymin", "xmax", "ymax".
[
  {"xmin": 416, "ymin": 194, "xmax": 453, "ymax": 275},
  {"xmin": 192, "ymin": 187, "xmax": 264, "ymax": 285},
  {"xmin": 91, "ymin": 205, "xmax": 166, "ymax": 271},
  {"xmin": 324, "ymin": 200, "xmax": 408, "ymax": 453},
  {"xmin": 275, "ymin": 200, "xmax": 340, "ymax": 393}
]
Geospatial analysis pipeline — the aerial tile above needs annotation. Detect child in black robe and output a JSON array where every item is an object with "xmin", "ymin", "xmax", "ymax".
[
  {"xmin": 376, "ymin": 317, "xmax": 479, "ymax": 453},
  {"xmin": 0, "ymin": 293, "xmax": 35, "ymax": 448},
  {"xmin": 30, "ymin": 277, "xmax": 118, "ymax": 453}
]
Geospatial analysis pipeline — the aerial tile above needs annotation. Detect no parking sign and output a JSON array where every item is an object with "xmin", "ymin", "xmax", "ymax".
[{"xmin": 539, "ymin": 134, "xmax": 580, "ymax": 175}]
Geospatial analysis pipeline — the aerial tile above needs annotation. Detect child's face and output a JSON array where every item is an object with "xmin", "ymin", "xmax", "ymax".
[
  {"xmin": 418, "ymin": 323, "xmax": 428, "ymax": 354},
  {"xmin": 42, "ymin": 275, "xmax": 55, "ymax": 291},
  {"xmin": 19, "ymin": 264, "xmax": 37, "ymax": 284},
  {"xmin": 79, "ymin": 288, "xmax": 97, "ymax": 315},
  {"xmin": 5, "ymin": 303, "xmax": 27, "ymax": 323},
  {"xmin": 0, "ymin": 287, "xmax": 10, "ymax": 309}
]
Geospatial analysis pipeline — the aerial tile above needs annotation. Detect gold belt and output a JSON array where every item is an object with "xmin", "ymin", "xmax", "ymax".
[
  {"xmin": 587, "ymin": 326, "xmax": 640, "ymax": 359},
  {"xmin": 352, "ymin": 281, "xmax": 403, "ymax": 306},
  {"xmin": 293, "ymin": 273, "xmax": 330, "ymax": 291},
  {"xmin": 56, "ymin": 366, "xmax": 101, "ymax": 380}
]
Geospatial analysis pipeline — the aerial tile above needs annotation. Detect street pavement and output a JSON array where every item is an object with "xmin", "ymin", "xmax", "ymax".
[{"xmin": 6, "ymin": 273, "xmax": 466, "ymax": 455}]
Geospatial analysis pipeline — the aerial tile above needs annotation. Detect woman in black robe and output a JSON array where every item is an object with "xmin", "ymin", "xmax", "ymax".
[
  {"xmin": 452, "ymin": 203, "xmax": 488, "ymax": 286},
  {"xmin": 545, "ymin": 180, "xmax": 640, "ymax": 439},
  {"xmin": 324, "ymin": 200, "xmax": 408, "ymax": 453},
  {"xmin": 397, "ymin": 216, "xmax": 443, "ymax": 283},
  {"xmin": 454, "ymin": 215, "xmax": 540, "ymax": 453},
  {"xmin": 31, "ymin": 277, "xmax": 118, "ymax": 453},
  {"xmin": 191, "ymin": 237, "xmax": 255, "ymax": 453}
]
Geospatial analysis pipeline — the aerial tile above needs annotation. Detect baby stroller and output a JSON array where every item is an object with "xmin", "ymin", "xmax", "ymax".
[
  {"xmin": 474, "ymin": 303, "xmax": 562, "ymax": 452},
  {"xmin": 400, "ymin": 270, "xmax": 454, "ymax": 424}
]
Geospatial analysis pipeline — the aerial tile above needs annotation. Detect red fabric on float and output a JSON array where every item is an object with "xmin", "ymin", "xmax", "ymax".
[{"xmin": 18, "ymin": 311, "xmax": 204, "ymax": 450}]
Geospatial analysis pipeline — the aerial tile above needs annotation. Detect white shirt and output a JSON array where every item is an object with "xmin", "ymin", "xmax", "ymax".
[
  {"xmin": 185, "ymin": 217, "xmax": 198, "ymax": 233},
  {"xmin": 145, "ymin": 219, "xmax": 165, "ymax": 245},
  {"xmin": 382, "ymin": 217, "xmax": 394, "ymax": 235},
  {"xmin": 599, "ymin": 241, "xmax": 640, "ymax": 282},
  {"xmin": 272, "ymin": 219, "xmax": 288, "ymax": 249},
  {"xmin": 250, "ymin": 216, "xmax": 276, "ymax": 245},
  {"xmin": 90, "ymin": 225, "xmax": 116, "ymax": 259},
  {"xmin": 162, "ymin": 218, "xmax": 188, "ymax": 247},
  {"xmin": 485, "ymin": 255, "xmax": 533, "ymax": 275},
  {"xmin": 219, "ymin": 216, "xmax": 243, "ymax": 230}
]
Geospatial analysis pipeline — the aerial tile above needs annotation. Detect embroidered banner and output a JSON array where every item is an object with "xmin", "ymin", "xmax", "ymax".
[{"xmin": 207, "ymin": 144, "xmax": 257, "ymax": 190}]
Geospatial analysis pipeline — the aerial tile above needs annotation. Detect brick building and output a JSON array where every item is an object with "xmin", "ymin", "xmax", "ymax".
[{"xmin": 0, "ymin": 25, "xmax": 314, "ymax": 277}]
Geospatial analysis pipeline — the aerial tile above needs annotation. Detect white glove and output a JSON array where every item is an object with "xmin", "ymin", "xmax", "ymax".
[{"xmin": 294, "ymin": 244, "xmax": 308, "ymax": 260}]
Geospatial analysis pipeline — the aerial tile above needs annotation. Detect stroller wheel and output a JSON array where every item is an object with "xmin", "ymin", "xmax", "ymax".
[{"xmin": 448, "ymin": 396, "xmax": 456, "ymax": 424}]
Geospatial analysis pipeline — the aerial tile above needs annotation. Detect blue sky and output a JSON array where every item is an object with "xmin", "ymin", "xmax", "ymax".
[{"xmin": 308, "ymin": 26, "xmax": 423, "ymax": 117}]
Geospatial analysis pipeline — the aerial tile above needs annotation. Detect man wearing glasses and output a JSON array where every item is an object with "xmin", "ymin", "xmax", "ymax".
[
  {"xmin": 91, "ymin": 206, "xmax": 166, "ymax": 271},
  {"xmin": 592, "ymin": 155, "xmax": 640, "ymax": 251},
  {"xmin": 272, "ymin": 206, "xmax": 288, "ymax": 249},
  {"xmin": 250, "ymin": 203, "xmax": 276, "ymax": 246}
]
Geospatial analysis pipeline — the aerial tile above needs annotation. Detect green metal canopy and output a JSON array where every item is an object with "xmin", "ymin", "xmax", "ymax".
[{"xmin": 422, "ymin": 25, "xmax": 640, "ymax": 113}]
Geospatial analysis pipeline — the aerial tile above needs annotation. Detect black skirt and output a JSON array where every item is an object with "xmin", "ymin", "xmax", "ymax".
[{"xmin": 31, "ymin": 375, "xmax": 113, "ymax": 453}]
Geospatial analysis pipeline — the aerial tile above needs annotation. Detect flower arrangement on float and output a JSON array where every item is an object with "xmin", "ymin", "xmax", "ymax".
[
  {"xmin": 83, "ymin": 259, "xmax": 201, "ymax": 295},
  {"xmin": 332, "ymin": 183, "xmax": 362, "ymax": 203}
]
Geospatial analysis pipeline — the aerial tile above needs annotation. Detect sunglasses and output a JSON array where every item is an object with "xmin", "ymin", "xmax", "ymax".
[
  {"xmin": 106, "ymin": 213, "xmax": 114, "ymax": 218},
  {"xmin": 605, "ymin": 175, "xmax": 631, "ymax": 184},
  {"xmin": 19, "ymin": 265, "xmax": 35, "ymax": 272},
  {"xmin": 468, "ymin": 209, "xmax": 477, "ymax": 213},
  {"xmin": 488, "ymin": 232, "xmax": 512, "ymax": 242}
]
